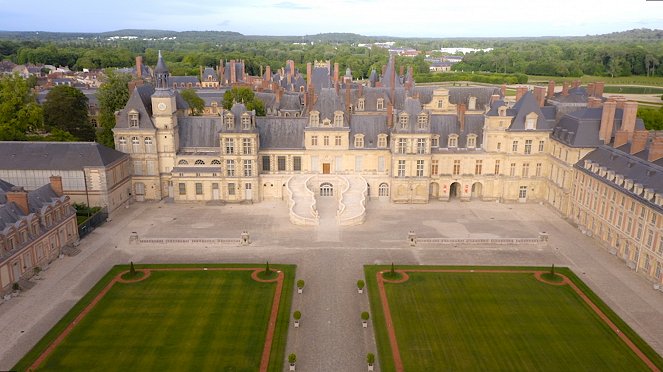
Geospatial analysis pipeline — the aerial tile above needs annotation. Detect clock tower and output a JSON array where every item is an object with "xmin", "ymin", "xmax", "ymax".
[{"xmin": 150, "ymin": 50, "xmax": 179, "ymax": 198}]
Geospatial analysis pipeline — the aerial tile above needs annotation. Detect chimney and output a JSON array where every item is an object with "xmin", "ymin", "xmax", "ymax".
[
  {"xmin": 533, "ymin": 86, "xmax": 546, "ymax": 107},
  {"xmin": 614, "ymin": 130, "xmax": 629, "ymax": 148},
  {"xmin": 500, "ymin": 84, "xmax": 506, "ymax": 97},
  {"xmin": 6, "ymin": 186, "xmax": 29, "ymax": 215},
  {"xmin": 230, "ymin": 60, "xmax": 236, "ymax": 84},
  {"xmin": 587, "ymin": 83, "xmax": 595, "ymax": 98},
  {"xmin": 265, "ymin": 65, "xmax": 271, "ymax": 82},
  {"xmin": 547, "ymin": 80, "xmax": 555, "ymax": 99},
  {"xmin": 387, "ymin": 103, "xmax": 394, "ymax": 128},
  {"xmin": 615, "ymin": 96, "xmax": 626, "ymax": 109},
  {"xmin": 562, "ymin": 82, "xmax": 569, "ymax": 96},
  {"xmin": 390, "ymin": 65, "xmax": 396, "ymax": 102},
  {"xmin": 219, "ymin": 61, "xmax": 225, "ymax": 85},
  {"xmin": 307, "ymin": 85, "xmax": 315, "ymax": 113},
  {"xmin": 490, "ymin": 94, "xmax": 500, "ymax": 105},
  {"xmin": 594, "ymin": 82, "xmax": 605, "ymax": 98},
  {"xmin": 135, "ymin": 56, "xmax": 143, "ymax": 79},
  {"xmin": 648, "ymin": 135, "xmax": 663, "ymax": 162},
  {"xmin": 358, "ymin": 84, "xmax": 363, "ymax": 97},
  {"xmin": 333, "ymin": 63, "xmax": 339, "ymax": 87},
  {"xmin": 515, "ymin": 86, "xmax": 526, "ymax": 102},
  {"xmin": 199, "ymin": 65, "xmax": 204, "ymax": 81},
  {"xmin": 49, "ymin": 175, "xmax": 63, "ymax": 196},
  {"xmin": 621, "ymin": 101, "xmax": 638, "ymax": 138},
  {"xmin": 276, "ymin": 88, "xmax": 283, "ymax": 105},
  {"xmin": 288, "ymin": 60, "xmax": 295, "ymax": 78},
  {"xmin": 306, "ymin": 63, "xmax": 312, "ymax": 87},
  {"xmin": 587, "ymin": 97, "xmax": 602, "ymax": 108},
  {"xmin": 599, "ymin": 101, "xmax": 616, "ymax": 143},
  {"xmin": 458, "ymin": 103, "xmax": 467, "ymax": 133},
  {"xmin": 345, "ymin": 83, "xmax": 351, "ymax": 112},
  {"xmin": 630, "ymin": 130, "xmax": 649, "ymax": 155}
]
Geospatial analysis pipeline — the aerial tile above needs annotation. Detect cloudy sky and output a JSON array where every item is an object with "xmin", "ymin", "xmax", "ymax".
[{"xmin": 1, "ymin": 0, "xmax": 661, "ymax": 37}]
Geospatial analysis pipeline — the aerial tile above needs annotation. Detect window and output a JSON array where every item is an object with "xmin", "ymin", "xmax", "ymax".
[
  {"xmin": 311, "ymin": 135, "xmax": 318, "ymax": 146},
  {"xmin": 467, "ymin": 135, "xmax": 476, "ymax": 148},
  {"xmin": 416, "ymin": 138, "xmax": 426, "ymax": 154},
  {"xmin": 379, "ymin": 183, "xmax": 389, "ymax": 196},
  {"xmin": 497, "ymin": 142, "xmax": 501, "ymax": 151},
  {"xmin": 416, "ymin": 160, "xmax": 424, "ymax": 177},
  {"xmin": 335, "ymin": 135, "xmax": 342, "ymax": 146},
  {"xmin": 144, "ymin": 137, "xmax": 154, "ymax": 152},
  {"xmin": 228, "ymin": 183, "xmax": 235, "ymax": 195},
  {"xmin": 178, "ymin": 159, "xmax": 188, "ymax": 165},
  {"xmin": 211, "ymin": 159, "xmax": 221, "ymax": 165},
  {"xmin": 129, "ymin": 111, "xmax": 139, "ymax": 127},
  {"xmin": 225, "ymin": 138, "xmax": 235, "ymax": 154},
  {"xmin": 538, "ymin": 140, "xmax": 545, "ymax": 152},
  {"xmin": 278, "ymin": 156, "xmax": 286, "ymax": 171},
  {"xmin": 262, "ymin": 156, "xmax": 271, "ymax": 172},
  {"xmin": 195, "ymin": 183, "xmax": 203, "ymax": 195},
  {"xmin": 397, "ymin": 160, "xmax": 406, "ymax": 177},
  {"xmin": 178, "ymin": 183, "xmax": 186, "ymax": 195},
  {"xmin": 417, "ymin": 114, "xmax": 428, "ymax": 129},
  {"xmin": 241, "ymin": 114, "xmax": 251, "ymax": 129},
  {"xmin": 494, "ymin": 160, "xmax": 500, "ymax": 175},
  {"xmin": 355, "ymin": 135, "xmax": 364, "ymax": 148},
  {"xmin": 512, "ymin": 141, "xmax": 519, "ymax": 152},
  {"xmin": 475, "ymin": 160, "xmax": 482, "ymax": 175},
  {"xmin": 242, "ymin": 138, "xmax": 252, "ymax": 155},
  {"xmin": 133, "ymin": 160, "xmax": 143, "ymax": 175},
  {"xmin": 431, "ymin": 136, "xmax": 439, "ymax": 148},
  {"xmin": 243, "ymin": 160, "xmax": 253, "ymax": 177},
  {"xmin": 448, "ymin": 135, "xmax": 458, "ymax": 148},
  {"xmin": 118, "ymin": 136, "xmax": 127, "ymax": 146},
  {"xmin": 131, "ymin": 136, "xmax": 140, "ymax": 152},
  {"xmin": 431, "ymin": 160, "xmax": 439, "ymax": 176},
  {"xmin": 378, "ymin": 156, "xmax": 385, "ymax": 172},
  {"xmin": 453, "ymin": 160, "xmax": 461, "ymax": 175},
  {"xmin": 524, "ymin": 140, "xmax": 532, "ymax": 154},
  {"xmin": 522, "ymin": 163, "xmax": 530, "ymax": 177},
  {"xmin": 310, "ymin": 111, "xmax": 320, "ymax": 126},
  {"xmin": 378, "ymin": 134, "xmax": 387, "ymax": 148},
  {"xmin": 399, "ymin": 114, "xmax": 408, "ymax": 129},
  {"xmin": 324, "ymin": 136, "xmax": 330, "ymax": 146},
  {"xmin": 377, "ymin": 98, "xmax": 384, "ymax": 110},
  {"xmin": 334, "ymin": 112, "xmax": 344, "ymax": 127},
  {"xmin": 224, "ymin": 114, "xmax": 234, "ymax": 129},
  {"xmin": 397, "ymin": 138, "xmax": 407, "ymax": 154},
  {"xmin": 293, "ymin": 156, "xmax": 302, "ymax": 171},
  {"xmin": 357, "ymin": 98, "xmax": 365, "ymax": 111},
  {"xmin": 525, "ymin": 113, "xmax": 537, "ymax": 130},
  {"xmin": 536, "ymin": 163, "xmax": 542, "ymax": 177},
  {"xmin": 510, "ymin": 163, "xmax": 516, "ymax": 176},
  {"xmin": 226, "ymin": 160, "xmax": 235, "ymax": 176},
  {"xmin": 519, "ymin": 186, "xmax": 527, "ymax": 199},
  {"xmin": 355, "ymin": 156, "xmax": 363, "ymax": 172}
]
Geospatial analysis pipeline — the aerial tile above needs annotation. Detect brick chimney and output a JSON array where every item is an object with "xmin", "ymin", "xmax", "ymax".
[
  {"xmin": 219, "ymin": 60, "xmax": 225, "ymax": 85},
  {"xmin": 49, "ymin": 175, "xmax": 63, "ymax": 196},
  {"xmin": 265, "ymin": 65, "xmax": 271, "ymax": 82},
  {"xmin": 288, "ymin": 60, "xmax": 295, "ymax": 79},
  {"xmin": 345, "ymin": 83, "xmax": 351, "ymax": 112},
  {"xmin": 387, "ymin": 103, "xmax": 394, "ymax": 128},
  {"xmin": 276, "ymin": 87, "xmax": 283, "ymax": 105},
  {"xmin": 547, "ymin": 80, "xmax": 555, "ymax": 99},
  {"xmin": 587, "ymin": 97, "xmax": 601, "ymax": 108},
  {"xmin": 135, "ymin": 56, "xmax": 143, "ymax": 79},
  {"xmin": 6, "ymin": 187, "xmax": 29, "ymax": 215},
  {"xmin": 562, "ymin": 82, "xmax": 569, "ymax": 96},
  {"xmin": 490, "ymin": 94, "xmax": 500, "ymax": 105},
  {"xmin": 533, "ymin": 86, "xmax": 546, "ymax": 107},
  {"xmin": 306, "ymin": 63, "xmax": 312, "ymax": 87},
  {"xmin": 615, "ymin": 96, "xmax": 626, "ymax": 109},
  {"xmin": 515, "ymin": 86, "xmax": 526, "ymax": 102},
  {"xmin": 333, "ymin": 63, "xmax": 339, "ymax": 87},
  {"xmin": 630, "ymin": 130, "xmax": 649, "ymax": 155},
  {"xmin": 457, "ymin": 103, "xmax": 467, "ymax": 133},
  {"xmin": 614, "ymin": 130, "xmax": 629, "ymax": 148},
  {"xmin": 621, "ymin": 101, "xmax": 638, "ymax": 138},
  {"xmin": 358, "ymin": 84, "xmax": 363, "ymax": 97},
  {"xmin": 587, "ymin": 83, "xmax": 595, "ymax": 97},
  {"xmin": 594, "ymin": 82, "xmax": 605, "ymax": 98},
  {"xmin": 229, "ymin": 60, "xmax": 236, "ymax": 84},
  {"xmin": 599, "ymin": 101, "xmax": 616, "ymax": 143},
  {"xmin": 648, "ymin": 135, "xmax": 663, "ymax": 162},
  {"xmin": 500, "ymin": 84, "xmax": 506, "ymax": 97}
]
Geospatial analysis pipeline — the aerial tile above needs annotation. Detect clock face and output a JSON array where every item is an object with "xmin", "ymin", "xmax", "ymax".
[{"xmin": 157, "ymin": 102, "xmax": 167, "ymax": 111}]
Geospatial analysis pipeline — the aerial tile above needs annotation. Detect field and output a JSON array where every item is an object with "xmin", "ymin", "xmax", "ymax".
[
  {"xmin": 365, "ymin": 266, "xmax": 663, "ymax": 372},
  {"xmin": 14, "ymin": 264, "xmax": 294, "ymax": 372},
  {"xmin": 527, "ymin": 74, "xmax": 663, "ymax": 87}
]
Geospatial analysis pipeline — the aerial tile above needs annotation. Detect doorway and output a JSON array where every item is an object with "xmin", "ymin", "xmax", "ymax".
[
  {"xmin": 471, "ymin": 182, "xmax": 483, "ymax": 199},
  {"xmin": 323, "ymin": 163, "xmax": 331, "ymax": 174},
  {"xmin": 320, "ymin": 182, "xmax": 334, "ymax": 196},
  {"xmin": 449, "ymin": 182, "xmax": 461, "ymax": 199}
]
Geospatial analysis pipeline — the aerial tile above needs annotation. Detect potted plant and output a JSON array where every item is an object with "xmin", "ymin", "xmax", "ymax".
[
  {"xmin": 361, "ymin": 311, "xmax": 370, "ymax": 328},
  {"xmin": 296, "ymin": 279, "xmax": 305, "ymax": 294},
  {"xmin": 293, "ymin": 310, "xmax": 301, "ymax": 328},
  {"xmin": 357, "ymin": 279, "xmax": 365, "ymax": 294},
  {"xmin": 367, "ymin": 353, "xmax": 375, "ymax": 371},
  {"xmin": 288, "ymin": 353, "xmax": 297, "ymax": 371}
]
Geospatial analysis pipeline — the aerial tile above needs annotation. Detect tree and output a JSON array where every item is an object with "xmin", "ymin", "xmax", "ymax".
[
  {"xmin": 96, "ymin": 71, "xmax": 131, "ymax": 147},
  {"xmin": 0, "ymin": 73, "xmax": 43, "ymax": 140},
  {"xmin": 181, "ymin": 89, "xmax": 205, "ymax": 116},
  {"xmin": 43, "ymin": 85, "xmax": 94, "ymax": 141},
  {"xmin": 222, "ymin": 86, "xmax": 266, "ymax": 116}
]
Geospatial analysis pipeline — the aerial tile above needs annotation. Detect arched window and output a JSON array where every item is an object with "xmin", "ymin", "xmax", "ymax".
[
  {"xmin": 378, "ymin": 183, "xmax": 390, "ymax": 196},
  {"xmin": 211, "ymin": 159, "xmax": 221, "ymax": 165},
  {"xmin": 178, "ymin": 159, "xmax": 189, "ymax": 165},
  {"xmin": 320, "ymin": 182, "xmax": 334, "ymax": 196},
  {"xmin": 195, "ymin": 159, "xmax": 205, "ymax": 165}
]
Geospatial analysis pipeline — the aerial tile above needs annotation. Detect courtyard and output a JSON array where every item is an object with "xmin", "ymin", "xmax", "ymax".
[{"xmin": 0, "ymin": 199, "xmax": 662, "ymax": 371}]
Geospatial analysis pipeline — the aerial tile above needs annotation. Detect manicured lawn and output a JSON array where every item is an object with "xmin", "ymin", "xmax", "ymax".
[
  {"xmin": 15, "ymin": 264, "xmax": 294, "ymax": 372},
  {"xmin": 365, "ymin": 266, "xmax": 662, "ymax": 372}
]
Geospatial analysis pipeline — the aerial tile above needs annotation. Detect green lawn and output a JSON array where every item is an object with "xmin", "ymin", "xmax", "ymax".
[
  {"xmin": 365, "ymin": 266, "xmax": 662, "ymax": 372},
  {"xmin": 15, "ymin": 264, "xmax": 294, "ymax": 372},
  {"xmin": 527, "ymin": 74, "xmax": 663, "ymax": 87}
]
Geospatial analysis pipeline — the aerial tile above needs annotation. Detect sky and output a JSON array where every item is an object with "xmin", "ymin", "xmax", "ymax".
[{"xmin": 1, "ymin": 0, "xmax": 662, "ymax": 37}]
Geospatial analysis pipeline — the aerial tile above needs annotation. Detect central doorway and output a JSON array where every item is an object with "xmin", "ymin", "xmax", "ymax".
[
  {"xmin": 323, "ymin": 163, "xmax": 331, "ymax": 174},
  {"xmin": 320, "ymin": 182, "xmax": 334, "ymax": 196},
  {"xmin": 449, "ymin": 182, "xmax": 461, "ymax": 199}
]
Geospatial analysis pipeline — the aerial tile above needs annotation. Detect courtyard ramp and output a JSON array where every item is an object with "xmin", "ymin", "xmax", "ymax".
[{"xmin": 286, "ymin": 175, "xmax": 319, "ymax": 225}]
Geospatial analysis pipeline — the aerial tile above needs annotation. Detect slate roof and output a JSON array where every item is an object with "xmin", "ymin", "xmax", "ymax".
[
  {"xmin": 202, "ymin": 67, "xmax": 218, "ymax": 81},
  {"xmin": 0, "ymin": 142, "xmax": 128, "ymax": 170},
  {"xmin": 311, "ymin": 66, "xmax": 333, "ymax": 92},
  {"xmin": 115, "ymin": 85, "xmax": 155, "ymax": 129},
  {"xmin": 508, "ymin": 92, "xmax": 553, "ymax": 131},
  {"xmin": 552, "ymin": 107, "xmax": 645, "ymax": 148},
  {"xmin": 312, "ymin": 88, "xmax": 346, "ymax": 123},
  {"xmin": 256, "ymin": 117, "xmax": 307, "ymax": 149},
  {"xmin": 170, "ymin": 76, "xmax": 200, "ymax": 86},
  {"xmin": 431, "ymin": 114, "xmax": 484, "ymax": 150},
  {"xmin": 349, "ymin": 115, "xmax": 389, "ymax": 149},
  {"xmin": 178, "ymin": 117, "xmax": 224, "ymax": 148}
]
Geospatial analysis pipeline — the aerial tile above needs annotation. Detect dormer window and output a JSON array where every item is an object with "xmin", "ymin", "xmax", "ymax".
[
  {"xmin": 467, "ymin": 134, "xmax": 477, "ymax": 148},
  {"xmin": 525, "ymin": 113, "xmax": 538, "ymax": 130},
  {"xmin": 354, "ymin": 134, "xmax": 364, "ymax": 148},
  {"xmin": 377, "ymin": 134, "xmax": 388, "ymax": 148},
  {"xmin": 225, "ymin": 114, "xmax": 234, "ymax": 129},
  {"xmin": 334, "ymin": 111, "xmax": 344, "ymax": 127},
  {"xmin": 241, "ymin": 113, "xmax": 251, "ymax": 129},
  {"xmin": 417, "ymin": 114, "xmax": 428, "ymax": 129},
  {"xmin": 399, "ymin": 113, "xmax": 408, "ymax": 129},
  {"xmin": 437, "ymin": 99, "xmax": 444, "ymax": 109},
  {"xmin": 498, "ymin": 106, "xmax": 507, "ymax": 117},
  {"xmin": 448, "ymin": 134, "xmax": 458, "ymax": 148},
  {"xmin": 377, "ymin": 98, "xmax": 384, "ymax": 110},
  {"xmin": 310, "ymin": 111, "xmax": 320, "ymax": 126},
  {"xmin": 129, "ymin": 110, "xmax": 139, "ymax": 127},
  {"xmin": 357, "ymin": 98, "xmax": 365, "ymax": 111},
  {"xmin": 431, "ymin": 135, "xmax": 440, "ymax": 147}
]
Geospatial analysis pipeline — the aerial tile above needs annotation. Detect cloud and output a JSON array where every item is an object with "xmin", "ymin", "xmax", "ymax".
[{"xmin": 272, "ymin": 1, "xmax": 312, "ymax": 9}]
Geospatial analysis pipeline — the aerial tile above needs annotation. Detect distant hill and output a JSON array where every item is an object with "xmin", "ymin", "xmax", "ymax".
[{"xmin": 586, "ymin": 28, "xmax": 663, "ymax": 41}]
